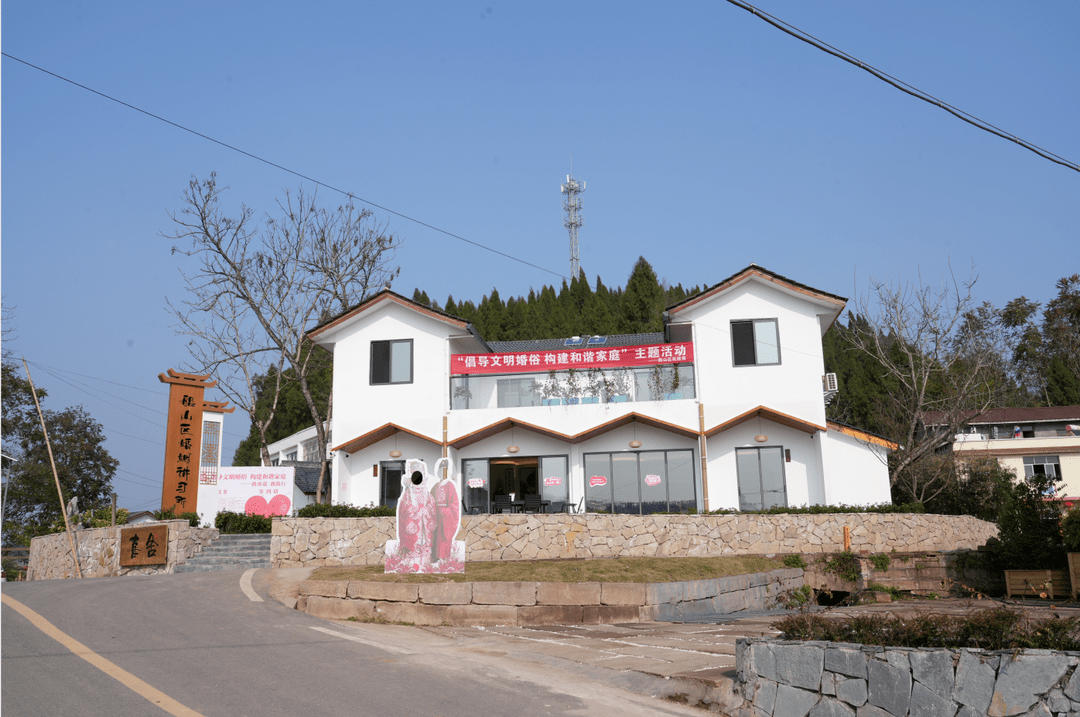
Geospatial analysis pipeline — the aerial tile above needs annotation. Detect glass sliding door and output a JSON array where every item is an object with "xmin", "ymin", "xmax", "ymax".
[
  {"xmin": 736, "ymin": 447, "xmax": 787, "ymax": 511},
  {"xmin": 540, "ymin": 456, "xmax": 568, "ymax": 509},
  {"xmin": 584, "ymin": 453, "xmax": 612, "ymax": 513},
  {"xmin": 462, "ymin": 459, "xmax": 489, "ymax": 513},
  {"xmin": 380, "ymin": 460, "xmax": 405, "ymax": 508},
  {"xmin": 582, "ymin": 449, "xmax": 698, "ymax": 514}
]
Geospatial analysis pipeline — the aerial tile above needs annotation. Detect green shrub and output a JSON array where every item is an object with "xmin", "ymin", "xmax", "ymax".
[
  {"xmin": 295, "ymin": 503, "xmax": 395, "ymax": 518},
  {"xmin": 774, "ymin": 607, "xmax": 1080, "ymax": 650},
  {"xmin": 1062, "ymin": 507, "xmax": 1080, "ymax": 553},
  {"xmin": 783, "ymin": 554, "xmax": 807, "ymax": 570},
  {"xmin": 870, "ymin": 553, "xmax": 891, "ymax": 572},
  {"xmin": 993, "ymin": 472, "xmax": 1065, "ymax": 570},
  {"xmin": 153, "ymin": 508, "xmax": 201, "ymax": 527},
  {"xmin": 821, "ymin": 551, "xmax": 861, "ymax": 583},
  {"xmin": 705, "ymin": 503, "xmax": 924, "ymax": 516},
  {"xmin": 214, "ymin": 511, "xmax": 272, "ymax": 534}
]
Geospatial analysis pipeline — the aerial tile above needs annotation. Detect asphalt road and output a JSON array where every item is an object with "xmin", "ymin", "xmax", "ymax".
[{"xmin": 1, "ymin": 570, "xmax": 701, "ymax": 717}]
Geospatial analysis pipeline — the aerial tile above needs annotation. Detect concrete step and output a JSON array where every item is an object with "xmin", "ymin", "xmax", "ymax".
[{"xmin": 174, "ymin": 562, "xmax": 271, "ymax": 573}]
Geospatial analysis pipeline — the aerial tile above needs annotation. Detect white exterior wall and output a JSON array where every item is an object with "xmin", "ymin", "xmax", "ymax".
[
  {"xmin": 335, "ymin": 432, "xmax": 443, "ymax": 507},
  {"xmin": 680, "ymin": 278, "xmax": 829, "ymax": 427},
  {"xmin": 955, "ymin": 436, "xmax": 1080, "ymax": 498},
  {"xmin": 818, "ymin": 431, "xmax": 893, "ymax": 506},
  {"xmin": 706, "ymin": 423, "xmax": 823, "ymax": 511}
]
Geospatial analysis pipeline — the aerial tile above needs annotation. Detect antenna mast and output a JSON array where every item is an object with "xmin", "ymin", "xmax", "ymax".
[{"xmin": 560, "ymin": 171, "xmax": 585, "ymax": 279}]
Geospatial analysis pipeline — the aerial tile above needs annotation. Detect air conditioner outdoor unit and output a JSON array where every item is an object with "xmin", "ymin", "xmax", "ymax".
[{"xmin": 822, "ymin": 373, "xmax": 838, "ymax": 392}]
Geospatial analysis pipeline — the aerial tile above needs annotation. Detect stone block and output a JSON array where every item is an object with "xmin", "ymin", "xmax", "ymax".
[
  {"xmin": 1064, "ymin": 667, "xmax": 1080, "ymax": 702},
  {"xmin": 827, "ymin": 647, "xmax": 869, "ymax": 679},
  {"xmin": 954, "ymin": 652, "xmax": 997, "ymax": 713},
  {"xmin": 822, "ymin": 672, "xmax": 836, "ymax": 696},
  {"xmin": 990, "ymin": 654, "xmax": 1071, "ymax": 717},
  {"xmin": 346, "ymin": 581, "xmax": 418, "ymax": 602},
  {"xmin": 374, "ymin": 602, "xmax": 448, "ymax": 626},
  {"xmin": 774, "ymin": 684, "xmax": 821, "ymax": 717},
  {"xmin": 772, "ymin": 644, "xmax": 826, "ymax": 691},
  {"xmin": 810, "ymin": 697, "xmax": 857, "ymax": 717},
  {"xmin": 299, "ymin": 580, "xmax": 348, "ymax": 598},
  {"xmin": 868, "ymin": 658, "xmax": 912, "ymax": 717},
  {"xmin": 911, "ymin": 650, "xmax": 956, "ymax": 699},
  {"xmin": 418, "ymin": 583, "xmax": 472, "ymax": 605},
  {"xmin": 857, "ymin": 703, "xmax": 896, "ymax": 717},
  {"xmin": 910, "ymin": 681, "xmax": 958, "ymax": 717},
  {"xmin": 517, "ymin": 605, "xmax": 584, "ymax": 625},
  {"xmin": 754, "ymin": 679, "xmax": 778, "ymax": 714},
  {"xmin": 582, "ymin": 605, "xmax": 643, "ymax": 624},
  {"xmin": 472, "ymin": 581, "xmax": 538, "ymax": 606},
  {"xmin": 601, "ymin": 582, "xmax": 647, "ymax": 605},
  {"xmin": 1048, "ymin": 689, "xmax": 1071, "ymax": 714},
  {"xmin": 443, "ymin": 604, "xmax": 518, "ymax": 627},
  {"xmin": 837, "ymin": 677, "xmax": 868, "ymax": 707},
  {"xmin": 537, "ymin": 582, "xmax": 601, "ymax": 606},
  {"xmin": 304, "ymin": 595, "xmax": 375, "ymax": 620}
]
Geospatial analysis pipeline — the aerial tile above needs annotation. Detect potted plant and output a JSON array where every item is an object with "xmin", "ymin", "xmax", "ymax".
[{"xmin": 994, "ymin": 472, "xmax": 1069, "ymax": 599}]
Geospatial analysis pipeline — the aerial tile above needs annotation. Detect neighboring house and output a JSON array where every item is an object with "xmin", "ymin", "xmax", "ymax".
[
  {"xmin": 125, "ymin": 511, "xmax": 158, "ymax": 525},
  {"xmin": 925, "ymin": 406, "xmax": 1080, "ymax": 498},
  {"xmin": 291, "ymin": 264, "xmax": 893, "ymax": 513},
  {"xmin": 278, "ymin": 460, "xmax": 327, "ymax": 511},
  {"xmin": 265, "ymin": 424, "xmax": 328, "ymax": 467}
]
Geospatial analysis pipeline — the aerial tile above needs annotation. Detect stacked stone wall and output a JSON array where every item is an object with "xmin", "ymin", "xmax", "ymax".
[
  {"xmin": 297, "ymin": 568, "xmax": 803, "ymax": 626},
  {"xmin": 27, "ymin": 520, "xmax": 219, "ymax": 580},
  {"xmin": 735, "ymin": 638, "xmax": 1080, "ymax": 717},
  {"xmin": 271, "ymin": 513, "xmax": 997, "ymax": 568}
]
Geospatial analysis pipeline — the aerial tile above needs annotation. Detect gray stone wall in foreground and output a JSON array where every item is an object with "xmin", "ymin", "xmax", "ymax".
[{"xmin": 734, "ymin": 638, "xmax": 1080, "ymax": 717}]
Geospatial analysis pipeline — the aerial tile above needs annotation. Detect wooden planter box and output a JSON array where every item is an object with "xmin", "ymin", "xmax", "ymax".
[{"xmin": 1004, "ymin": 569, "xmax": 1071, "ymax": 599}]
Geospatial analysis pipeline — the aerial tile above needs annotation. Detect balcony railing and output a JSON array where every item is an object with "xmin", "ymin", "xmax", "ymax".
[{"xmin": 450, "ymin": 365, "xmax": 695, "ymax": 410}]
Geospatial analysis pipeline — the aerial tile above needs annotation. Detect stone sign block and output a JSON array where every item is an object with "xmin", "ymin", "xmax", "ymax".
[{"xmin": 120, "ymin": 526, "xmax": 167, "ymax": 566}]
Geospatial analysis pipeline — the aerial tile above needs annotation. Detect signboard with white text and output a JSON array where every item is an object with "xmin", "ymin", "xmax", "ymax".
[{"xmin": 450, "ymin": 342, "xmax": 693, "ymax": 375}]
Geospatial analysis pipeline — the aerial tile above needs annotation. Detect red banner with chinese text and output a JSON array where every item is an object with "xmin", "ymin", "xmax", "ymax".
[{"xmin": 450, "ymin": 342, "xmax": 693, "ymax": 375}]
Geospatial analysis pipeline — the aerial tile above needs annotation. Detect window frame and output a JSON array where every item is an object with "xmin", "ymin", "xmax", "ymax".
[
  {"xmin": 735, "ymin": 445, "xmax": 788, "ymax": 511},
  {"xmin": 730, "ymin": 318, "xmax": 781, "ymax": 367},
  {"xmin": 370, "ymin": 339, "xmax": 414, "ymax": 385}
]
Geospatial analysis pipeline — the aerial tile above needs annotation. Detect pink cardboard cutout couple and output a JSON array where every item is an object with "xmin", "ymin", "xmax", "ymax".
[{"xmin": 384, "ymin": 458, "xmax": 465, "ymax": 573}]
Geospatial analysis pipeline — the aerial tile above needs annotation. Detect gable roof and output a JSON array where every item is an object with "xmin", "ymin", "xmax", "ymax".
[
  {"xmin": 332, "ymin": 422, "xmax": 442, "ymax": 455},
  {"xmin": 487, "ymin": 333, "xmax": 664, "ymax": 353},
  {"xmin": 666, "ymin": 265, "xmax": 847, "ymax": 329},
  {"xmin": 705, "ymin": 405, "xmax": 826, "ymax": 437},
  {"xmin": 307, "ymin": 289, "xmax": 472, "ymax": 342}
]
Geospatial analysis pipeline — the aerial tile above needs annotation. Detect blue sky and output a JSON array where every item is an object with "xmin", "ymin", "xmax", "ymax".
[{"xmin": 3, "ymin": 2, "xmax": 1077, "ymax": 514}]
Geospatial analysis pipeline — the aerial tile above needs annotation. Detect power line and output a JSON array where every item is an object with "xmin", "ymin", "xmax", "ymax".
[
  {"xmin": 1, "ymin": 52, "xmax": 570, "ymax": 279},
  {"xmin": 724, "ymin": 1, "xmax": 1080, "ymax": 174}
]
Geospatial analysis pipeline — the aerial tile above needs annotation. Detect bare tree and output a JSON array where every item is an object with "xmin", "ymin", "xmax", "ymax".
[
  {"xmin": 846, "ymin": 268, "xmax": 1015, "ymax": 504},
  {"xmin": 166, "ymin": 174, "xmax": 400, "ymax": 502}
]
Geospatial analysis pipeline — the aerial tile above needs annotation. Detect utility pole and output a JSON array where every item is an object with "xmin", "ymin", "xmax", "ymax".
[{"xmin": 560, "ymin": 170, "xmax": 585, "ymax": 280}]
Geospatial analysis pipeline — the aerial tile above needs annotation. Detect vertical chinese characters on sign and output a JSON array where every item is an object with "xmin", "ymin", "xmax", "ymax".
[{"xmin": 158, "ymin": 369, "xmax": 230, "ymax": 515}]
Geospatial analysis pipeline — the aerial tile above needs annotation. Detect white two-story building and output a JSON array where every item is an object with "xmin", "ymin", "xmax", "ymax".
[{"xmin": 303, "ymin": 264, "xmax": 894, "ymax": 514}]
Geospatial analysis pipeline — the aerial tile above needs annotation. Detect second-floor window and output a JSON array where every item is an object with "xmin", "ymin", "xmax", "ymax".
[
  {"xmin": 731, "ymin": 319, "xmax": 780, "ymax": 366},
  {"xmin": 371, "ymin": 339, "xmax": 413, "ymax": 384}
]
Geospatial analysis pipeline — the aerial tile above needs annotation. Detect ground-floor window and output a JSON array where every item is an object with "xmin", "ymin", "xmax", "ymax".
[
  {"xmin": 584, "ymin": 449, "xmax": 696, "ymax": 514},
  {"xmin": 736, "ymin": 446, "xmax": 786, "ymax": 511},
  {"xmin": 462, "ymin": 455, "xmax": 569, "ymax": 513},
  {"xmin": 380, "ymin": 460, "xmax": 405, "ymax": 508}
]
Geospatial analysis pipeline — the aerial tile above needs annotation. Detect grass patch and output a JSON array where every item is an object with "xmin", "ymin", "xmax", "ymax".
[{"xmin": 310, "ymin": 555, "xmax": 784, "ymax": 584}]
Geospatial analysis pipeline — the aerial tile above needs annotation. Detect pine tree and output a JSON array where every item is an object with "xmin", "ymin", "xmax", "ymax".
[{"xmin": 618, "ymin": 257, "xmax": 665, "ymax": 333}]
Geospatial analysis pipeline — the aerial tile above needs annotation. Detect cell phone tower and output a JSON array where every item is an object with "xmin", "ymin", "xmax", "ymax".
[{"xmin": 560, "ymin": 171, "xmax": 585, "ymax": 279}]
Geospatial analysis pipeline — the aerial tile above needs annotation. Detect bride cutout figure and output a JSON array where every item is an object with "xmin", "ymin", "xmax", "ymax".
[
  {"xmin": 429, "ymin": 457, "xmax": 464, "ymax": 572},
  {"xmin": 384, "ymin": 459, "xmax": 436, "ymax": 573}
]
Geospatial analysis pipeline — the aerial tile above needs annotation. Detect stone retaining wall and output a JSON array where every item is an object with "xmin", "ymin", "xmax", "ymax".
[
  {"xmin": 271, "ymin": 513, "xmax": 997, "ymax": 568},
  {"xmin": 297, "ymin": 567, "xmax": 803, "ymax": 626},
  {"xmin": 733, "ymin": 638, "xmax": 1080, "ymax": 717},
  {"xmin": 27, "ymin": 520, "xmax": 220, "ymax": 580}
]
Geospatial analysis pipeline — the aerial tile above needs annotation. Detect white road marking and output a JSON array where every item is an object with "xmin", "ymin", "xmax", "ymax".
[
  {"xmin": 309, "ymin": 625, "xmax": 414, "ymax": 654},
  {"xmin": 240, "ymin": 569, "xmax": 263, "ymax": 602}
]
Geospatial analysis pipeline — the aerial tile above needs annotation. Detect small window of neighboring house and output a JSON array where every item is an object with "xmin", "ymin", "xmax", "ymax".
[
  {"xmin": 731, "ymin": 319, "xmax": 780, "ymax": 366},
  {"xmin": 371, "ymin": 339, "xmax": 413, "ymax": 384},
  {"xmin": 286, "ymin": 451, "xmax": 297, "ymax": 462},
  {"xmin": 270, "ymin": 457, "xmax": 280, "ymax": 467},
  {"xmin": 1023, "ymin": 455, "xmax": 1060, "ymax": 480},
  {"xmin": 302, "ymin": 439, "xmax": 319, "ymax": 461}
]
